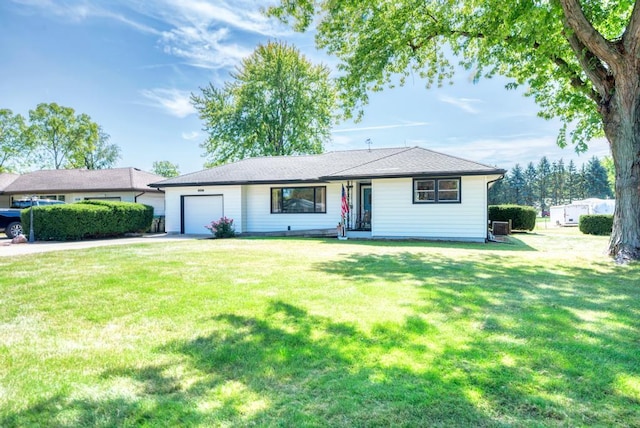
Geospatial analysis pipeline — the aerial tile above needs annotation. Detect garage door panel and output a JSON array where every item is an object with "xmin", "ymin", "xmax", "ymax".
[{"xmin": 183, "ymin": 195, "xmax": 223, "ymax": 234}]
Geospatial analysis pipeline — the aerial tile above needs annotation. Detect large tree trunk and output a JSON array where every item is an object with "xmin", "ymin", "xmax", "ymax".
[{"xmin": 603, "ymin": 71, "xmax": 640, "ymax": 263}]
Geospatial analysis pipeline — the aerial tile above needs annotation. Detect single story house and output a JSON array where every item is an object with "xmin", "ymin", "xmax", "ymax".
[
  {"xmin": 151, "ymin": 147, "xmax": 505, "ymax": 242},
  {"xmin": 2, "ymin": 167, "xmax": 166, "ymax": 215}
]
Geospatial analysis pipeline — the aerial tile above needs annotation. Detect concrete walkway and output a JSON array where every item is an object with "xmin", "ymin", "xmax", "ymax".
[{"xmin": 0, "ymin": 234, "xmax": 207, "ymax": 257}]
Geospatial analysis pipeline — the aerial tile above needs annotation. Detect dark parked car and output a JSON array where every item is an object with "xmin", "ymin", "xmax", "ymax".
[{"xmin": 0, "ymin": 199, "xmax": 64, "ymax": 238}]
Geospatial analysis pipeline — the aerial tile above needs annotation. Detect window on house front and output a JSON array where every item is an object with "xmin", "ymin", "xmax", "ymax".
[
  {"xmin": 271, "ymin": 186, "xmax": 326, "ymax": 213},
  {"xmin": 413, "ymin": 178, "xmax": 460, "ymax": 203}
]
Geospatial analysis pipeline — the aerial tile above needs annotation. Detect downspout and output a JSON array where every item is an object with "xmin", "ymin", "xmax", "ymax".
[{"xmin": 486, "ymin": 174, "xmax": 505, "ymax": 242}]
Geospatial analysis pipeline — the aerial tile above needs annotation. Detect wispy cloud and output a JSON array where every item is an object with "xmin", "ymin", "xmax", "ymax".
[
  {"xmin": 139, "ymin": 88, "xmax": 196, "ymax": 118},
  {"xmin": 182, "ymin": 131, "xmax": 200, "ymax": 141},
  {"xmin": 332, "ymin": 121, "xmax": 429, "ymax": 133},
  {"xmin": 12, "ymin": 0, "xmax": 288, "ymax": 69},
  {"xmin": 10, "ymin": 0, "xmax": 160, "ymax": 35},
  {"xmin": 438, "ymin": 95, "xmax": 482, "ymax": 114}
]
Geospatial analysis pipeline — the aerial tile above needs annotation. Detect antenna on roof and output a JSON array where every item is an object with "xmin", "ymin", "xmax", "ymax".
[{"xmin": 365, "ymin": 138, "xmax": 372, "ymax": 152}]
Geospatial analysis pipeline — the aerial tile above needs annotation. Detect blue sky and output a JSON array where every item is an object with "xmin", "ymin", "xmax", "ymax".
[{"xmin": 0, "ymin": 0, "xmax": 610, "ymax": 174}]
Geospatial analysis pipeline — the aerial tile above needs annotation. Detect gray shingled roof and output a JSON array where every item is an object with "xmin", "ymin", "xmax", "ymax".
[
  {"xmin": 3, "ymin": 168, "xmax": 165, "ymax": 194},
  {"xmin": 152, "ymin": 147, "xmax": 505, "ymax": 187},
  {"xmin": 0, "ymin": 173, "xmax": 19, "ymax": 192}
]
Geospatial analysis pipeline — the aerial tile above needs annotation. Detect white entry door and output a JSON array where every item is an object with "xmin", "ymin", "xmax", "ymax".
[{"xmin": 183, "ymin": 195, "xmax": 223, "ymax": 234}]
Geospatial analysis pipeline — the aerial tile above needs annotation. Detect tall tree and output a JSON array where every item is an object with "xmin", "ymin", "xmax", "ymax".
[
  {"xmin": 152, "ymin": 160, "xmax": 180, "ymax": 178},
  {"xmin": 27, "ymin": 103, "xmax": 99, "ymax": 169},
  {"xmin": 550, "ymin": 159, "xmax": 567, "ymax": 205},
  {"xmin": 584, "ymin": 156, "xmax": 614, "ymax": 199},
  {"xmin": 523, "ymin": 162, "xmax": 538, "ymax": 207},
  {"xmin": 270, "ymin": 1, "xmax": 640, "ymax": 261},
  {"xmin": 566, "ymin": 160, "xmax": 579, "ymax": 203},
  {"xmin": 191, "ymin": 41, "xmax": 336, "ymax": 167},
  {"xmin": 507, "ymin": 164, "xmax": 526, "ymax": 205},
  {"xmin": 0, "ymin": 109, "xmax": 29, "ymax": 172},
  {"xmin": 537, "ymin": 157, "xmax": 552, "ymax": 215},
  {"xmin": 70, "ymin": 126, "xmax": 120, "ymax": 169}
]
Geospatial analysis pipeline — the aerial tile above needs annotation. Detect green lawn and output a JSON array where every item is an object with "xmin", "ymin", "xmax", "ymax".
[{"xmin": 1, "ymin": 229, "xmax": 638, "ymax": 427}]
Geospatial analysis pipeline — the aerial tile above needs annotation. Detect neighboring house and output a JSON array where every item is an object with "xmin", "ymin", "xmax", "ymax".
[
  {"xmin": 151, "ymin": 147, "xmax": 505, "ymax": 242},
  {"xmin": 0, "ymin": 173, "xmax": 20, "ymax": 207},
  {"xmin": 3, "ymin": 168, "xmax": 165, "ymax": 216}
]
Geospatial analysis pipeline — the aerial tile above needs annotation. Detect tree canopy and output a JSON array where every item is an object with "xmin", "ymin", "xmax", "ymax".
[
  {"xmin": 24, "ymin": 102, "xmax": 121, "ymax": 170},
  {"xmin": 191, "ymin": 41, "xmax": 337, "ymax": 167},
  {"xmin": 152, "ymin": 160, "xmax": 180, "ymax": 178},
  {"xmin": 269, "ymin": 0, "xmax": 640, "ymax": 262},
  {"xmin": 0, "ymin": 109, "xmax": 28, "ymax": 173}
]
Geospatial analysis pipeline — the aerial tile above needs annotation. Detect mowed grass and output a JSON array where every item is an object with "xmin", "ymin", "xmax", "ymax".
[{"xmin": 0, "ymin": 229, "xmax": 639, "ymax": 427}]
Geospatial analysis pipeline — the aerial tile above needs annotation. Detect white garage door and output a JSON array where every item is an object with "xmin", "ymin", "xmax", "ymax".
[{"xmin": 183, "ymin": 195, "xmax": 223, "ymax": 234}]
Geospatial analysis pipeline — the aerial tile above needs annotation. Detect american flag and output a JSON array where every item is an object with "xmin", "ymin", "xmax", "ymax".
[{"xmin": 341, "ymin": 184, "xmax": 349, "ymax": 219}]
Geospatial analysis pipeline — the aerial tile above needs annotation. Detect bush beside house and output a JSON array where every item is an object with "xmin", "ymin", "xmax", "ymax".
[
  {"xmin": 488, "ymin": 205, "xmax": 537, "ymax": 231},
  {"xmin": 22, "ymin": 201, "xmax": 154, "ymax": 241}
]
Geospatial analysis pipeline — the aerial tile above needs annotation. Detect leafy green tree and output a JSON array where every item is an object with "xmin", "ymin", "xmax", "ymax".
[
  {"xmin": 70, "ymin": 126, "xmax": 120, "ymax": 169},
  {"xmin": 27, "ymin": 103, "xmax": 99, "ymax": 170},
  {"xmin": 269, "ymin": 1, "xmax": 640, "ymax": 260},
  {"xmin": 191, "ymin": 41, "xmax": 336, "ymax": 167},
  {"xmin": 152, "ymin": 160, "xmax": 180, "ymax": 178},
  {"xmin": 584, "ymin": 156, "xmax": 614, "ymax": 199},
  {"xmin": 0, "ymin": 109, "xmax": 29, "ymax": 172}
]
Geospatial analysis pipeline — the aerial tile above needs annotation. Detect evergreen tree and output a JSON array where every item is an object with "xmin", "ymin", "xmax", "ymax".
[
  {"xmin": 523, "ymin": 162, "xmax": 537, "ymax": 207},
  {"xmin": 584, "ymin": 156, "xmax": 614, "ymax": 199},
  {"xmin": 566, "ymin": 160, "xmax": 579, "ymax": 203},
  {"xmin": 537, "ymin": 157, "xmax": 552, "ymax": 215},
  {"xmin": 507, "ymin": 164, "xmax": 526, "ymax": 205}
]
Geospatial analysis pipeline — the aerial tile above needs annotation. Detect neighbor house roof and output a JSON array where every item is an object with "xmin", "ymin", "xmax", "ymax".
[
  {"xmin": 3, "ymin": 168, "xmax": 165, "ymax": 194},
  {"xmin": 0, "ymin": 173, "xmax": 19, "ymax": 192},
  {"xmin": 151, "ymin": 147, "xmax": 505, "ymax": 187}
]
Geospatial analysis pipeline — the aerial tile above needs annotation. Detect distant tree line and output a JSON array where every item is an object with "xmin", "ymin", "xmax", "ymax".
[
  {"xmin": 0, "ymin": 103, "xmax": 120, "ymax": 173},
  {"xmin": 489, "ymin": 155, "xmax": 613, "ymax": 213}
]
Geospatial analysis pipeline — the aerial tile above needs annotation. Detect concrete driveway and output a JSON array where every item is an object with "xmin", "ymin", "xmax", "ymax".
[{"xmin": 0, "ymin": 234, "xmax": 208, "ymax": 257}]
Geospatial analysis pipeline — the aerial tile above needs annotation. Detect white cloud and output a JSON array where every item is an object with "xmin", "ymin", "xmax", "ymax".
[
  {"xmin": 332, "ymin": 121, "xmax": 429, "ymax": 133},
  {"xmin": 182, "ymin": 131, "xmax": 200, "ymax": 140},
  {"xmin": 139, "ymin": 88, "xmax": 196, "ymax": 118},
  {"xmin": 438, "ymin": 95, "xmax": 482, "ymax": 114}
]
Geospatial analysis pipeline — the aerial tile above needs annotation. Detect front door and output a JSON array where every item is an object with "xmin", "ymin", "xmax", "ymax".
[{"xmin": 360, "ymin": 184, "xmax": 372, "ymax": 230}]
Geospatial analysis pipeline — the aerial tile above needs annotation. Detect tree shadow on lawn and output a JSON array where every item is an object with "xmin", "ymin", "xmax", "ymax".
[
  {"xmin": 2, "ymin": 301, "xmax": 498, "ymax": 427},
  {"xmin": 3, "ymin": 256, "xmax": 638, "ymax": 426},
  {"xmin": 314, "ymin": 251, "xmax": 640, "ymax": 425}
]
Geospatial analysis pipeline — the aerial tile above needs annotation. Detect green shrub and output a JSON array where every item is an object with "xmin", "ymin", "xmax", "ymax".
[
  {"xmin": 22, "ymin": 201, "xmax": 154, "ymax": 241},
  {"xmin": 579, "ymin": 214, "xmax": 613, "ymax": 236},
  {"xmin": 488, "ymin": 205, "xmax": 537, "ymax": 231}
]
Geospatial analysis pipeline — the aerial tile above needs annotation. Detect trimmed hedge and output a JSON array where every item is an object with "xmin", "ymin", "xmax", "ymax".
[
  {"xmin": 579, "ymin": 214, "xmax": 613, "ymax": 236},
  {"xmin": 21, "ymin": 201, "xmax": 154, "ymax": 241},
  {"xmin": 488, "ymin": 205, "xmax": 537, "ymax": 231}
]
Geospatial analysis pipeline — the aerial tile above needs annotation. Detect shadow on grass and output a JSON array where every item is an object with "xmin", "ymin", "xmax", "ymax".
[{"xmin": 3, "ymin": 253, "xmax": 638, "ymax": 426}]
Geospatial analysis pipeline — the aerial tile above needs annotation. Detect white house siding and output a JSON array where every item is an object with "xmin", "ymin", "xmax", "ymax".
[
  {"xmin": 372, "ymin": 176, "xmax": 491, "ymax": 242},
  {"xmin": 244, "ymin": 183, "xmax": 342, "ymax": 232},
  {"xmin": 136, "ymin": 193, "xmax": 165, "ymax": 216},
  {"xmin": 163, "ymin": 185, "xmax": 243, "ymax": 234}
]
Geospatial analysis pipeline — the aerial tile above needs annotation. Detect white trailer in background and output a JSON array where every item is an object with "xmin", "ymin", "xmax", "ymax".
[
  {"xmin": 550, "ymin": 204, "xmax": 590, "ymax": 226},
  {"xmin": 550, "ymin": 198, "xmax": 615, "ymax": 226}
]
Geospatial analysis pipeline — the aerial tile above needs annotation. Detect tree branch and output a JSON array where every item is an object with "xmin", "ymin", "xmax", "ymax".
[
  {"xmin": 559, "ymin": 0, "xmax": 621, "ymax": 66},
  {"xmin": 623, "ymin": 0, "xmax": 640, "ymax": 59},
  {"xmin": 563, "ymin": 30, "xmax": 614, "ymax": 101}
]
